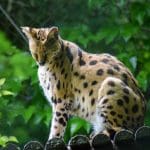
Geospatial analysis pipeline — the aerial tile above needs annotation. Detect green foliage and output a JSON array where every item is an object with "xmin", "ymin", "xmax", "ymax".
[
  {"xmin": 0, "ymin": 31, "xmax": 51, "ymax": 144},
  {"xmin": 0, "ymin": 78, "xmax": 14, "ymax": 97},
  {"xmin": 0, "ymin": 0, "xmax": 150, "ymax": 146},
  {"xmin": 0, "ymin": 135, "xmax": 18, "ymax": 147},
  {"xmin": 64, "ymin": 117, "xmax": 91, "ymax": 142}
]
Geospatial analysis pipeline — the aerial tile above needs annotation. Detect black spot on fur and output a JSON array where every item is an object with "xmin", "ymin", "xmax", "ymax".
[
  {"xmin": 71, "ymin": 65, "xmax": 73, "ymax": 71},
  {"xmin": 47, "ymin": 84, "xmax": 50, "ymax": 90},
  {"xmin": 89, "ymin": 89, "xmax": 93, "ymax": 96},
  {"xmin": 91, "ymin": 98, "xmax": 95, "ymax": 106},
  {"xmin": 56, "ymin": 112, "xmax": 61, "ymax": 116},
  {"xmin": 58, "ymin": 117, "xmax": 66, "ymax": 126},
  {"xmin": 82, "ymin": 97, "xmax": 85, "ymax": 102},
  {"xmin": 101, "ymin": 58, "xmax": 109, "ymax": 64},
  {"xmin": 66, "ymin": 47, "xmax": 73, "ymax": 63},
  {"xmin": 54, "ymin": 125, "xmax": 58, "ymax": 129},
  {"xmin": 86, "ymin": 113, "xmax": 89, "ymax": 117},
  {"xmin": 123, "ymin": 88, "xmax": 129, "ymax": 94},
  {"xmin": 65, "ymin": 103, "xmax": 71, "ymax": 110},
  {"xmin": 91, "ymin": 112, "xmax": 94, "ymax": 115},
  {"xmin": 56, "ymin": 133, "xmax": 60, "ymax": 136},
  {"xmin": 107, "ymin": 105, "xmax": 113, "ymax": 109},
  {"xmin": 113, "ymin": 118, "xmax": 118, "ymax": 124},
  {"xmin": 83, "ymin": 82, "xmax": 88, "ymax": 88},
  {"xmin": 89, "ymin": 60, "xmax": 97, "ymax": 65},
  {"xmin": 123, "ymin": 80, "xmax": 128, "ymax": 86},
  {"xmin": 132, "ymin": 104, "xmax": 139, "ymax": 113},
  {"xmin": 80, "ymin": 75, "xmax": 85, "ymax": 79},
  {"xmin": 46, "ymin": 67, "xmax": 49, "ymax": 71},
  {"xmin": 52, "ymin": 97, "xmax": 57, "ymax": 104},
  {"xmin": 107, "ymin": 90, "xmax": 115, "ymax": 95},
  {"xmin": 113, "ymin": 65, "xmax": 120, "ymax": 71},
  {"xmin": 56, "ymin": 80, "xmax": 61, "ymax": 90},
  {"xmin": 64, "ymin": 94, "xmax": 67, "ymax": 99},
  {"xmin": 108, "ymin": 80, "xmax": 115, "ymax": 87},
  {"xmin": 97, "ymin": 69, "xmax": 104, "ymax": 76},
  {"xmin": 122, "ymin": 73, "xmax": 128, "ymax": 85},
  {"xmin": 63, "ymin": 82, "xmax": 65, "ymax": 88},
  {"xmin": 91, "ymin": 80, "xmax": 98, "ymax": 85},
  {"xmin": 78, "ymin": 48, "xmax": 82, "ymax": 57},
  {"xmin": 74, "ymin": 88, "xmax": 78, "ymax": 92},
  {"xmin": 124, "ymin": 108, "xmax": 128, "ymax": 114},
  {"xmin": 107, "ymin": 69, "xmax": 114, "ymax": 75},
  {"xmin": 77, "ymin": 104, "xmax": 80, "ymax": 109},
  {"xmin": 117, "ymin": 99, "xmax": 123, "ymax": 106},
  {"xmin": 60, "ymin": 108, "xmax": 65, "ymax": 111},
  {"xmin": 79, "ymin": 59, "xmax": 86, "ymax": 66},
  {"xmin": 61, "ymin": 68, "xmax": 65, "ymax": 74},
  {"xmin": 52, "ymin": 73, "xmax": 56, "ymax": 80},
  {"xmin": 64, "ymin": 73, "xmax": 68, "ymax": 79},
  {"xmin": 101, "ymin": 114, "xmax": 105, "ymax": 117},
  {"xmin": 123, "ymin": 95, "xmax": 129, "ymax": 103},
  {"xmin": 102, "ymin": 98, "xmax": 108, "ymax": 104},
  {"xmin": 57, "ymin": 98, "xmax": 62, "ymax": 103},
  {"xmin": 110, "ymin": 111, "xmax": 116, "ymax": 116},
  {"xmin": 74, "ymin": 72, "xmax": 79, "ymax": 76},
  {"xmin": 63, "ymin": 113, "xmax": 68, "ymax": 121},
  {"xmin": 118, "ymin": 114, "xmax": 123, "ymax": 119},
  {"xmin": 122, "ymin": 73, "xmax": 128, "ymax": 79},
  {"xmin": 108, "ymin": 120, "xmax": 113, "ymax": 125},
  {"xmin": 60, "ymin": 41, "xmax": 64, "ymax": 51}
]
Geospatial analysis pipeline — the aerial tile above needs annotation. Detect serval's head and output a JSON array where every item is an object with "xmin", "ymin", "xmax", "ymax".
[{"xmin": 21, "ymin": 26, "xmax": 61, "ymax": 66}]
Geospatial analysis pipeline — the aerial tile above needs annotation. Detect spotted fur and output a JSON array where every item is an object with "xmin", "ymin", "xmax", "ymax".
[{"xmin": 22, "ymin": 26, "xmax": 146, "ymax": 140}]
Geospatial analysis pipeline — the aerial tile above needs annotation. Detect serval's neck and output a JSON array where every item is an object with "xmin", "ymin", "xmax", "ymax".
[{"xmin": 39, "ymin": 40, "xmax": 73, "ymax": 79}]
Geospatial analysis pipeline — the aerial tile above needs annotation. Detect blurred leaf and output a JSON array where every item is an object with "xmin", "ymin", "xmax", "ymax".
[
  {"xmin": 1, "ymin": 90, "xmax": 14, "ymax": 96},
  {"xmin": 119, "ymin": 24, "xmax": 139, "ymax": 42},
  {"xmin": 0, "ymin": 78, "xmax": 5, "ymax": 86},
  {"xmin": 0, "ymin": 135, "xmax": 18, "ymax": 147},
  {"xmin": 23, "ymin": 106, "xmax": 36, "ymax": 123},
  {"xmin": 130, "ymin": 2, "xmax": 146, "ymax": 25},
  {"xmin": 130, "ymin": 56, "xmax": 137, "ymax": 70},
  {"xmin": 136, "ymin": 71, "xmax": 148, "ymax": 91},
  {"xmin": 8, "ymin": 136, "xmax": 18, "ymax": 143}
]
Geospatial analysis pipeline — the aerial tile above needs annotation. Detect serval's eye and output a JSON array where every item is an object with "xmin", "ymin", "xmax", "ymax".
[
  {"xmin": 37, "ymin": 30, "xmax": 46, "ymax": 41},
  {"xmin": 36, "ymin": 32, "xmax": 40, "ymax": 40}
]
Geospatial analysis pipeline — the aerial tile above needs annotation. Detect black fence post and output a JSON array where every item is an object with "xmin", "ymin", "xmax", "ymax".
[
  {"xmin": 114, "ymin": 130, "xmax": 135, "ymax": 150},
  {"xmin": 23, "ymin": 141, "xmax": 44, "ymax": 150},
  {"xmin": 135, "ymin": 126, "xmax": 150, "ymax": 150},
  {"xmin": 2, "ymin": 142, "xmax": 21, "ymax": 150},
  {"xmin": 68, "ymin": 135, "xmax": 91, "ymax": 150},
  {"xmin": 45, "ymin": 138, "xmax": 67, "ymax": 150},
  {"xmin": 92, "ymin": 133, "xmax": 113, "ymax": 150}
]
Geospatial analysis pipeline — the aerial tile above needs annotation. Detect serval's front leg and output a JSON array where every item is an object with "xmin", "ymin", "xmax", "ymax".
[{"xmin": 48, "ymin": 100, "xmax": 70, "ymax": 140}]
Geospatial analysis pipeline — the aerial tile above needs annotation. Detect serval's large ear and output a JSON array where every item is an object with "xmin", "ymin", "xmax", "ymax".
[
  {"xmin": 21, "ymin": 27, "xmax": 37, "ymax": 40},
  {"xmin": 47, "ymin": 26, "xmax": 59, "ymax": 40}
]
